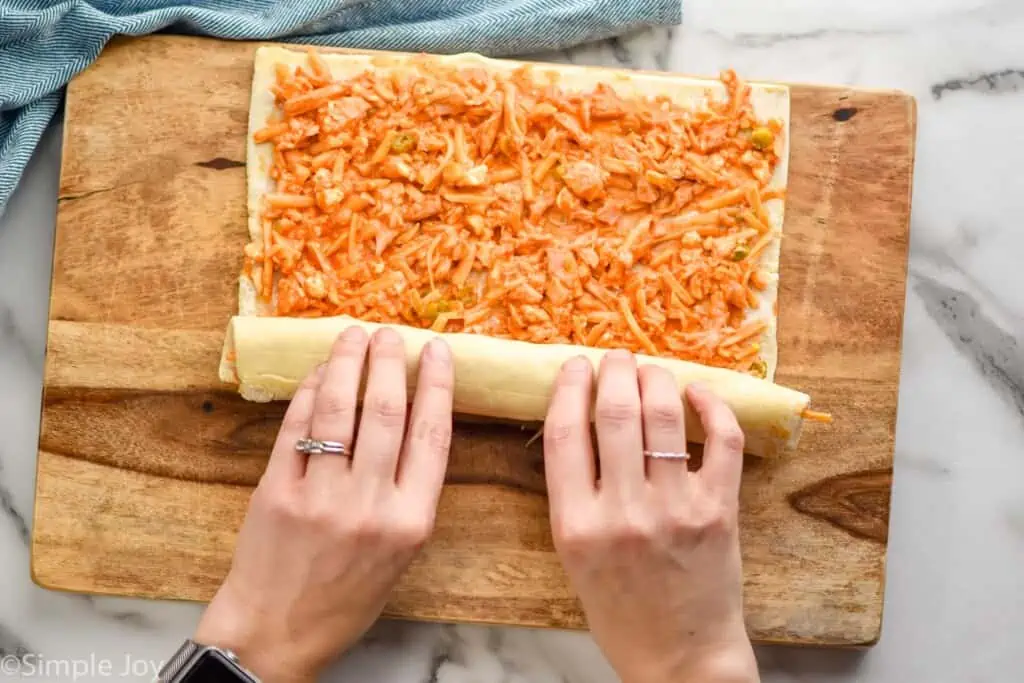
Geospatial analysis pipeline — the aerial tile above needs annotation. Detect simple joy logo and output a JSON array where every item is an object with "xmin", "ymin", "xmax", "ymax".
[{"xmin": 0, "ymin": 653, "xmax": 164, "ymax": 680}]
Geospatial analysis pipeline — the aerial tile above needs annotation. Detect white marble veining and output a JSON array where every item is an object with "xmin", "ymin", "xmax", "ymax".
[{"xmin": 2, "ymin": 0, "xmax": 1024, "ymax": 680}]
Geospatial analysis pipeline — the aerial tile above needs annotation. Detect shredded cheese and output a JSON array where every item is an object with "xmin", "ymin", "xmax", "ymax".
[{"xmin": 244, "ymin": 50, "xmax": 786, "ymax": 374}]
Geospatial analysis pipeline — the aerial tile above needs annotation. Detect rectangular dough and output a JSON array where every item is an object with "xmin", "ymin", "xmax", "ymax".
[{"xmin": 241, "ymin": 46, "xmax": 790, "ymax": 379}]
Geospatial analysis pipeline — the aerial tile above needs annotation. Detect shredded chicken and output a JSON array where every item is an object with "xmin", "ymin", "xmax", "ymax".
[{"xmin": 245, "ymin": 50, "xmax": 786, "ymax": 374}]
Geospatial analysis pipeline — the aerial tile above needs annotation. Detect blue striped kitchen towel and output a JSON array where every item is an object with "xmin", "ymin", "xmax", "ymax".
[{"xmin": 0, "ymin": 0, "xmax": 681, "ymax": 215}]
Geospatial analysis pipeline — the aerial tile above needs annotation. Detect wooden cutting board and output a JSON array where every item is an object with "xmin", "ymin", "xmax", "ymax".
[{"xmin": 33, "ymin": 34, "xmax": 915, "ymax": 646}]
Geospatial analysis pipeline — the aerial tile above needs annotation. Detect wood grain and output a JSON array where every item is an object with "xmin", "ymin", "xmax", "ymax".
[{"xmin": 33, "ymin": 35, "xmax": 916, "ymax": 645}]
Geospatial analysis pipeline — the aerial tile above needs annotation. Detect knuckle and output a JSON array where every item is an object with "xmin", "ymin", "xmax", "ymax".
[
  {"xmin": 420, "ymin": 365, "xmax": 454, "ymax": 392},
  {"xmin": 304, "ymin": 499, "xmax": 342, "ymax": 532},
  {"xmin": 569, "ymin": 509, "xmax": 654, "ymax": 550},
  {"xmin": 596, "ymin": 398, "xmax": 641, "ymax": 426},
  {"xmin": 604, "ymin": 522, "xmax": 637, "ymax": 548},
  {"xmin": 706, "ymin": 502, "xmax": 738, "ymax": 533},
  {"xmin": 714, "ymin": 423, "xmax": 745, "ymax": 453},
  {"xmin": 665, "ymin": 509, "xmax": 702, "ymax": 537},
  {"xmin": 543, "ymin": 422, "xmax": 577, "ymax": 450},
  {"xmin": 645, "ymin": 400, "xmax": 683, "ymax": 430},
  {"xmin": 298, "ymin": 371, "xmax": 321, "ymax": 390},
  {"xmin": 617, "ymin": 510, "xmax": 655, "ymax": 544},
  {"xmin": 314, "ymin": 391, "xmax": 356, "ymax": 421},
  {"xmin": 410, "ymin": 418, "xmax": 452, "ymax": 455},
  {"xmin": 554, "ymin": 536, "xmax": 589, "ymax": 563},
  {"xmin": 346, "ymin": 512, "xmax": 385, "ymax": 544},
  {"xmin": 669, "ymin": 502, "xmax": 735, "ymax": 539},
  {"xmin": 427, "ymin": 422, "xmax": 453, "ymax": 454},
  {"xmin": 367, "ymin": 394, "xmax": 406, "ymax": 426},
  {"xmin": 361, "ymin": 519, "xmax": 389, "ymax": 544},
  {"xmin": 253, "ymin": 483, "xmax": 296, "ymax": 520},
  {"xmin": 553, "ymin": 518, "xmax": 599, "ymax": 556}
]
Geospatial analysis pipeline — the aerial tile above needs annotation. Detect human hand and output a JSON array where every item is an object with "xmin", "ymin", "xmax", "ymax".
[
  {"xmin": 195, "ymin": 327, "xmax": 454, "ymax": 683},
  {"xmin": 543, "ymin": 350, "xmax": 758, "ymax": 683}
]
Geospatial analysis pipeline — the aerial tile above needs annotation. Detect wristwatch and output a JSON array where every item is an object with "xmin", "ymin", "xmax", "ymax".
[{"xmin": 156, "ymin": 640, "xmax": 261, "ymax": 682}]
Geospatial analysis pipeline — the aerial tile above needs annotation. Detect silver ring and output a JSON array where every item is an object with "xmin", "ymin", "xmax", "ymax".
[
  {"xmin": 295, "ymin": 438, "xmax": 348, "ymax": 456},
  {"xmin": 643, "ymin": 450, "xmax": 690, "ymax": 460}
]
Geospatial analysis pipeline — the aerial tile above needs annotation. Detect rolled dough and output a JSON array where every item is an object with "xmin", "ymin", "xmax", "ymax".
[{"xmin": 219, "ymin": 315, "xmax": 809, "ymax": 459}]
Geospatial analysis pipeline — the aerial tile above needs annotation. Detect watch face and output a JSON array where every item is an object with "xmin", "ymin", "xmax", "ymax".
[{"xmin": 181, "ymin": 651, "xmax": 252, "ymax": 683}]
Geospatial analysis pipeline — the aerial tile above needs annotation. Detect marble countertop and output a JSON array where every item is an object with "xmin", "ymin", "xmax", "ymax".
[{"xmin": 2, "ymin": 0, "xmax": 1023, "ymax": 680}]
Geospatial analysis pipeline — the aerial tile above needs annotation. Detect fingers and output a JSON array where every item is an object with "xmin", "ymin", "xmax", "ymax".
[
  {"xmin": 638, "ymin": 365, "xmax": 689, "ymax": 489},
  {"xmin": 543, "ymin": 356, "xmax": 597, "ymax": 513},
  {"xmin": 266, "ymin": 363, "xmax": 324, "ymax": 484},
  {"xmin": 352, "ymin": 329, "xmax": 409, "ymax": 485},
  {"xmin": 308, "ymin": 326, "xmax": 369, "ymax": 481},
  {"xmin": 398, "ymin": 339, "xmax": 455, "ymax": 508},
  {"xmin": 686, "ymin": 383, "xmax": 745, "ymax": 498},
  {"xmin": 594, "ymin": 350, "xmax": 645, "ymax": 498}
]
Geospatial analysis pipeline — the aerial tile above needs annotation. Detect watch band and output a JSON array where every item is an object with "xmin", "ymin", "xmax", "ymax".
[{"xmin": 156, "ymin": 640, "xmax": 202, "ymax": 682}]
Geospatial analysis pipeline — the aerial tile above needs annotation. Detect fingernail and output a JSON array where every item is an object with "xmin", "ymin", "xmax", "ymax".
[
  {"xmin": 564, "ymin": 356, "xmax": 589, "ymax": 372},
  {"xmin": 606, "ymin": 349, "xmax": 633, "ymax": 363},
  {"xmin": 689, "ymin": 382, "xmax": 707, "ymax": 394},
  {"xmin": 315, "ymin": 363, "xmax": 327, "ymax": 378},
  {"xmin": 373, "ymin": 327, "xmax": 401, "ymax": 345},
  {"xmin": 342, "ymin": 325, "xmax": 366, "ymax": 341},
  {"xmin": 425, "ymin": 338, "xmax": 450, "ymax": 362}
]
